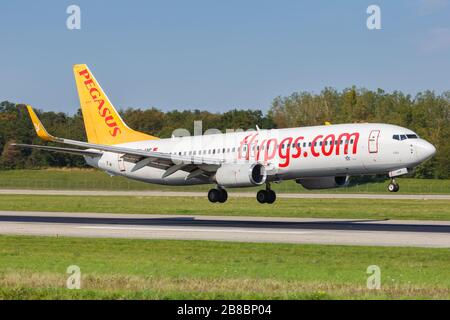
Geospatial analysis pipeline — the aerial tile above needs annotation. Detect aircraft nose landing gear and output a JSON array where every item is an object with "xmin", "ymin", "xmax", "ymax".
[
  {"xmin": 257, "ymin": 183, "xmax": 276, "ymax": 204},
  {"xmin": 388, "ymin": 179, "xmax": 400, "ymax": 192}
]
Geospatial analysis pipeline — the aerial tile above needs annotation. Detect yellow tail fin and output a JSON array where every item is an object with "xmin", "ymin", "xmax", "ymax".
[
  {"xmin": 26, "ymin": 105, "xmax": 56, "ymax": 142},
  {"xmin": 73, "ymin": 64, "xmax": 158, "ymax": 145}
]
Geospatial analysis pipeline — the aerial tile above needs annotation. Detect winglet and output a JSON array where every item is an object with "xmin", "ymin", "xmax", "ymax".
[{"xmin": 26, "ymin": 105, "xmax": 56, "ymax": 142}]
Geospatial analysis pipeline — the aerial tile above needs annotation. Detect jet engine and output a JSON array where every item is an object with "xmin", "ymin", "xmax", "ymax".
[
  {"xmin": 296, "ymin": 176, "xmax": 350, "ymax": 190},
  {"xmin": 215, "ymin": 163, "xmax": 267, "ymax": 188}
]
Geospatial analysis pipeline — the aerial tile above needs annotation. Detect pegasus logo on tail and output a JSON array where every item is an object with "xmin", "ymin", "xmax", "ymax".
[{"xmin": 77, "ymin": 69, "xmax": 122, "ymax": 137}]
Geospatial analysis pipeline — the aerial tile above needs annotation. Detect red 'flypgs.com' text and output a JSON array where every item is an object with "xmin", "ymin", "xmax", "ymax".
[{"xmin": 238, "ymin": 132, "xmax": 360, "ymax": 167}]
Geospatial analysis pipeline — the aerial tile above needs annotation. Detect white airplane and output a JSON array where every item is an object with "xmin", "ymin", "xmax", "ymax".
[{"xmin": 14, "ymin": 64, "xmax": 437, "ymax": 204}]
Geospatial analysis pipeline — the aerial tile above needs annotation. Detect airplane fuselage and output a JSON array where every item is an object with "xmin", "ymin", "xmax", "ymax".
[{"xmin": 84, "ymin": 123, "xmax": 436, "ymax": 187}]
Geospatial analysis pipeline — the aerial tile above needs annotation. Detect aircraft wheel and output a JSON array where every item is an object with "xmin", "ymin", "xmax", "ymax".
[
  {"xmin": 208, "ymin": 188, "xmax": 221, "ymax": 203},
  {"xmin": 257, "ymin": 190, "xmax": 268, "ymax": 204},
  {"xmin": 266, "ymin": 190, "xmax": 276, "ymax": 204},
  {"xmin": 218, "ymin": 189, "xmax": 228, "ymax": 203},
  {"xmin": 388, "ymin": 182, "xmax": 400, "ymax": 193}
]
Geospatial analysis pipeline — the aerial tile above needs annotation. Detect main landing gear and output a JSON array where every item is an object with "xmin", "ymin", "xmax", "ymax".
[
  {"xmin": 257, "ymin": 183, "xmax": 276, "ymax": 204},
  {"xmin": 207, "ymin": 184, "xmax": 277, "ymax": 204},
  {"xmin": 387, "ymin": 178, "xmax": 400, "ymax": 192},
  {"xmin": 208, "ymin": 187, "xmax": 228, "ymax": 203}
]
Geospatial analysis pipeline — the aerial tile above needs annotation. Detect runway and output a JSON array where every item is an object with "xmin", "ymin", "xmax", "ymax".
[
  {"xmin": 1, "ymin": 189, "xmax": 450, "ymax": 200},
  {"xmin": 0, "ymin": 211, "xmax": 449, "ymax": 248}
]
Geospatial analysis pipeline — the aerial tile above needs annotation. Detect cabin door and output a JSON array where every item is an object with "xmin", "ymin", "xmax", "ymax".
[
  {"xmin": 368, "ymin": 130, "xmax": 380, "ymax": 153},
  {"xmin": 118, "ymin": 154, "xmax": 126, "ymax": 172}
]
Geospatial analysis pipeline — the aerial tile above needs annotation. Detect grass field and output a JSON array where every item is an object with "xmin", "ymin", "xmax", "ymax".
[
  {"xmin": 0, "ymin": 195, "xmax": 449, "ymax": 220},
  {"xmin": 0, "ymin": 235, "xmax": 448, "ymax": 299},
  {"xmin": 1, "ymin": 171, "xmax": 448, "ymax": 300},
  {"xmin": 0, "ymin": 169, "xmax": 449, "ymax": 194}
]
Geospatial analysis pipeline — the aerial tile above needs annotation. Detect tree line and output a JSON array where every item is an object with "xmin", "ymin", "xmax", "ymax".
[{"xmin": 1, "ymin": 87, "xmax": 449, "ymax": 178}]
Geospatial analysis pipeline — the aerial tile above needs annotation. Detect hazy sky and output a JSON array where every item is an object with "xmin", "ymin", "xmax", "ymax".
[{"xmin": 0, "ymin": 0, "xmax": 449, "ymax": 113}]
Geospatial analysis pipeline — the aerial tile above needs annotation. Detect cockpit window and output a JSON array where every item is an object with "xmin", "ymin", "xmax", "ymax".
[{"xmin": 394, "ymin": 133, "xmax": 419, "ymax": 141}]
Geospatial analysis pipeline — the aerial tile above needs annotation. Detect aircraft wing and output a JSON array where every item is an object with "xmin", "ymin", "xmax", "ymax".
[
  {"xmin": 11, "ymin": 143, "xmax": 103, "ymax": 157},
  {"xmin": 18, "ymin": 106, "xmax": 223, "ymax": 178}
]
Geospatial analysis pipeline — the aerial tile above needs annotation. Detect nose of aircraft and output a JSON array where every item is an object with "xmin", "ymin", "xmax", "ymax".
[{"xmin": 416, "ymin": 139, "xmax": 437, "ymax": 162}]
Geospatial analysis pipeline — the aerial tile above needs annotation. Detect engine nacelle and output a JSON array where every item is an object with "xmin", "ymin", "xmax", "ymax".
[
  {"xmin": 215, "ymin": 163, "xmax": 267, "ymax": 188},
  {"xmin": 296, "ymin": 176, "xmax": 349, "ymax": 190}
]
